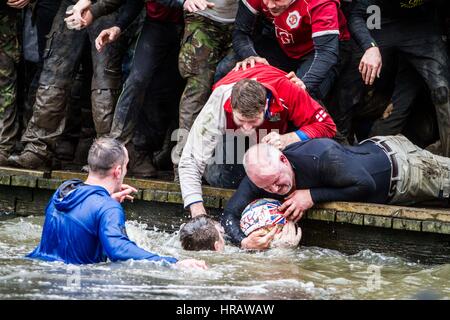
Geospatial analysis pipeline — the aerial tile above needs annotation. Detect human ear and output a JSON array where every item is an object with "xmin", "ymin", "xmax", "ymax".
[
  {"xmin": 113, "ymin": 165, "xmax": 122, "ymax": 179},
  {"xmin": 214, "ymin": 240, "xmax": 222, "ymax": 252}
]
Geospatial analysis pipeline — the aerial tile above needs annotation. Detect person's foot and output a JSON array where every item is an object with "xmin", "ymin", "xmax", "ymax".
[
  {"xmin": 0, "ymin": 151, "xmax": 10, "ymax": 166},
  {"xmin": 128, "ymin": 146, "xmax": 157, "ymax": 179},
  {"xmin": 7, "ymin": 151, "xmax": 50, "ymax": 170}
]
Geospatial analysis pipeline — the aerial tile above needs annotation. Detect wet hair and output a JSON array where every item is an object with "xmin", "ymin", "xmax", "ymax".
[
  {"xmin": 231, "ymin": 79, "xmax": 266, "ymax": 118},
  {"xmin": 179, "ymin": 216, "xmax": 220, "ymax": 251},
  {"xmin": 87, "ymin": 138, "xmax": 126, "ymax": 177}
]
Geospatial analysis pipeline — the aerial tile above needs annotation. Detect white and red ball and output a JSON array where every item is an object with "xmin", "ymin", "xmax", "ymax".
[{"xmin": 240, "ymin": 198, "xmax": 286, "ymax": 236}]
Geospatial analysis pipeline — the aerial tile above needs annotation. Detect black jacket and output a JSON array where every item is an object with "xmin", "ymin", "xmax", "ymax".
[{"xmin": 221, "ymin": 138, "xmax": 392, "ymax": 245}]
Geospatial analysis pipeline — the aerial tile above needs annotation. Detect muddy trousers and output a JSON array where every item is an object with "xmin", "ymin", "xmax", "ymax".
[
  {"xmin": 109, "ymin": 18, "xmax": 183, "ymax": 145},
  {"xmin": 0, "ymin": 50, "xmax": 19, "ymax": 156},
  {"xmin": 369, "ymin": 135, "xmax": 450, "ymax": 205},
  {"xmin": 21, "ymin": 0, "xmax": 124, "ymax": 159},
  {"xmin": 173, "ymin": 13, "xmax": 233, "ymax": 166},
  {"xmin": 0, "ymin": 12, "xmax": 20, "ymax": 156}
]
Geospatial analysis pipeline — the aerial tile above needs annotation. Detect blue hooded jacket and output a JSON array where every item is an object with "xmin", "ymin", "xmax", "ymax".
[{"xmin": 27, "ymin": 179, "xmax": 178, "ymax": 265}]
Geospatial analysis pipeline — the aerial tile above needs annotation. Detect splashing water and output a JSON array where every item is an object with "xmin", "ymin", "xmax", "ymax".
[{"xmin": 0, "ymin": 215, "xmax": 449, "ymax": 300}]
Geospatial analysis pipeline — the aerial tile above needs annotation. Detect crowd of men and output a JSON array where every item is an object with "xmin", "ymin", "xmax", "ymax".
[
  {"xmin": 4, "ymin": 0, "xmax": 449, "ymax": 265},
  {"xmin": 3, "ymin": 1, "xmax": 450, "ymax": 253},
  {"xmin": 1, "ymin": 0, "xmax": 449, "ymax": 175}
]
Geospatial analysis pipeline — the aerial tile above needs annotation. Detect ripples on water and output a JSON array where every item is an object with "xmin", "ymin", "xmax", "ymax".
[{"xmin": 0, "ymin": 216, "xmax": 449, "ymax": 300}]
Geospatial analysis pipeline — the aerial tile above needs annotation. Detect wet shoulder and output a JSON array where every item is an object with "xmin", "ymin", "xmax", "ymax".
[
  {"xmin": 284, "ymin": 138, "xmax": 340, "ymax": 158},
  {"xmin": 91, "ymin": 193, "xmax": 123, "ymax": 217}
]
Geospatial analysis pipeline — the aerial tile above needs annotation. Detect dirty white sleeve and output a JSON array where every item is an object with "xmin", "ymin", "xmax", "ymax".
[{"xmin": 179, "ymin": 85, "xmax": 233, "ymax": 208}]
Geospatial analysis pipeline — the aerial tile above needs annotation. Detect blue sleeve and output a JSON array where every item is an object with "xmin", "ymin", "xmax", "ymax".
[
  {"xmin": 99, "ymin": 206, "xmax": 178, "ymax": 264},
  {"xmin": 295, "ymin": 130, "xmax": 310, "ymax": 141}
]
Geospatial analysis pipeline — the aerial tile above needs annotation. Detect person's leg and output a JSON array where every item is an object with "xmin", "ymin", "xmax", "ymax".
[
  {"xmin": 10, "ymin": 0, "xmax": 85, "ymax": 169},
  {"xmin": 88, "ymin": 12, "xmax": 127, "ymax": 138},
  {"xmin": 369, "ymin": 59, "xmax": 424, "ymax": 136},
  {"xmin": 214, "ymin": 48, "xmax": 238, "ymax": 83},
  {"xmin": 203, "ymin": 135, "xmax": 246, "ymax": 188},
  {"xmin": 399, "ymin": 23, "xmax": 450, "ymax": 157},
  {"xmin": 381, "ymin": 135, "xmax": 450, "ymax": 205},
  {"xmin": 319, "ymin": 40, "xmax": 365, "ymax": 143},
  {"xmin": 109, "ymin": 19, "xmax": 180, "ymax": 143},
  {"xmin": 0, "ymin": 12, "xmax": 20, "ymax": 164},
  {"xmin": 173, "ymin": 14, "xmax": 232, "ymax": 177},
  {"xmin": 35, "ymin": 0, "xmax": 63, "ymax": 60}
]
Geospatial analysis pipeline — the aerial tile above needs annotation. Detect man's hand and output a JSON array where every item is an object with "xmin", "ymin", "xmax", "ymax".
[
  {"xmin": 285, "ymin": 71, "xmax": 306, "ymax": 90},
  {"xmin": 6, "ymin": 0, "xmax": 30, "ymax": 9},
  {"xmin": 272, "ymin": 222, "xmax": 302, "ymax": 248},
  {"xmin": 95, "ymin": 26, "xmax": 121, "ymax": 52},
  {"xmin": 359, "ymin": 46, "xmax": 382, "ymax": 85},
  {"xmin": 279, "ymin": 189, "xmax": 314, "ymax": 223},
  {"xmin": 189, "ymin": 202, "xmax": 207, "ymax": 218},
  {"xmin": 233, "ymin": 56, "xmax": 269, "ymax": 71},
  {"xmin": 65, "ymin": 0, "xmax": 93, "ymax": 30},
  {"xmin": 241, "ymin": 227, "xmax": 278, "ymax": 250},
  {"xmin": 176, "ymin": 258, "xmax": 208, "ymax": 270},
  {"xmin": 261, "ymin": 132, "xmax": 283, "ymax": 149},
  {"xmin": 261, "ymin": 132, "xmax": 299, "ymax": 150},
  {"xmin": 111, "ymin": 184, "xmax": 138, "ymax": 203},
  {"xmin": 183, "ymin": 0, "xmax": 215, "ymax": 13}
]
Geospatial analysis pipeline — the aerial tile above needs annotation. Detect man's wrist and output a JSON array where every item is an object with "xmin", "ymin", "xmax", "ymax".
[{"xmin": 364, "ymin": 41, "xmax": 378, "ymax": 52}]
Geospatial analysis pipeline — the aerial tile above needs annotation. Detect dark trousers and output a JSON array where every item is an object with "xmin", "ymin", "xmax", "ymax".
[
  {"xmin": 35, "ymin": 0, "xmax": 63, "ymax": 59},
  {"xmin": 331, "ymin": 20, "xmax": 450, "ymax": 156},
  {"xmin": 109, "ymin": 18, "xmax": 183, "ymax": 145},
  {"xmin": 204, "ymin": 135, "xmax": 246, "ymax": 189}
]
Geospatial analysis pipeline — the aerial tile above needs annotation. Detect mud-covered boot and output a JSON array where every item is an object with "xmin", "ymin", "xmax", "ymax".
[
  {"xmin": 8, "ymin": 151, "xmax": 51, "ymax": 170},
  {"xmin": 0, "ymin": 152, "xmax": 9, "ymax": 166},
  {"xmin": 127, "ymin": 144, "xmax": 157, "ymax": 178}
]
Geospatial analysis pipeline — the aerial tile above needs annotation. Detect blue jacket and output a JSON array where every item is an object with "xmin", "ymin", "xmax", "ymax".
[{"xmin": 27, "ymin": 179, "xmax": 178, "ymax": 265}]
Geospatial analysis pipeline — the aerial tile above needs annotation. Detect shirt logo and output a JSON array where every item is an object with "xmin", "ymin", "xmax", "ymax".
[
  {"xmin": 275, "ymin": 26, "xmax": 294, "ymax": 45},
  {"xmin": 286, "ymin": 10, "xmax": 301, "ymax": 29},
  {"xmin": 269, "ymin": 113, "xmax": 281, "ymax": 122},
  {"xmin": 315, "ymin": 110, "xmax": 327, "ymax": 122}
]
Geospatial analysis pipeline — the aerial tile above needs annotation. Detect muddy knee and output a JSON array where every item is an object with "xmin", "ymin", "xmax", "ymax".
[{"xmin": 431, "ymin": 86, "xmax": 449, "ymax": 105}]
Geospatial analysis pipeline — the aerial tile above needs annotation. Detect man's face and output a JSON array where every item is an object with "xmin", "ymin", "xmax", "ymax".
[
  {"xmin": 232, "ymin": 111, "xmax": 265, "ymax": 136},
  {"xmin": 250, "ymin": 155, "xmax": 295, "ymax": 195},
  {"xmin": 263, "ymin": 0, "xmax": 294, "ymax": 16}
]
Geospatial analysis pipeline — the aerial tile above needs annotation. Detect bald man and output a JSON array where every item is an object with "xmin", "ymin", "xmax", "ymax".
[{"xmin": 221, "ymin": 135, "xmax": 450, "ymax": 249}]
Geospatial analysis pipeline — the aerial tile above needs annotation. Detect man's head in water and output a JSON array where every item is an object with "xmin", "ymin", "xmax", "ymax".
[
  {"xmin": 180, "ymin": 216, "xmax": 225, "ymax": 252},
  {"xmin": 180, "ymin": 208, "xmax": 301, "ymax": 251}
]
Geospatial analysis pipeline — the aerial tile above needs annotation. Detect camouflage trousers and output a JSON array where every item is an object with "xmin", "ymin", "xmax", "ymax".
[
  {"xmin": 21, "ymin": 0, "xmax": 127, "ymax": 159},
  {"xmin": 173, "ymin": 13, "xmax": 233, "ymax": 164},
  {"xmin": 366, "ymin": 135, "xmax": 450, "ymax": 205},
  {"xmin": 0, "ymin": 12, "xmax": 20, "ymax": 155}
]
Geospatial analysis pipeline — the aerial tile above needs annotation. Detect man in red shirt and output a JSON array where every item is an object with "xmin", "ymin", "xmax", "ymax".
[
  {"xmin": 216, "ymin": 0, "xmax": 350, "ymax": 100},
  {"xmin": 179, "ymin": 63, "xmax": 336, "ymax": 217}
]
